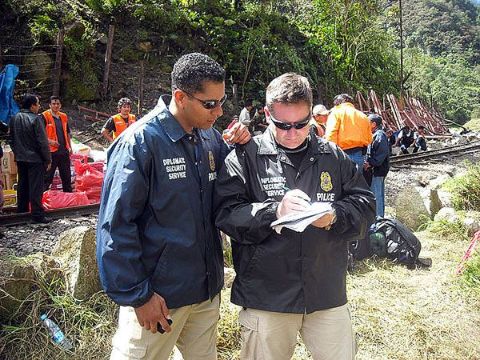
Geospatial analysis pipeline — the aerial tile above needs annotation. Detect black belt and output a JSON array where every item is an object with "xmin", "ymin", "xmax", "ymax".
[{"xmin": 345, "ymin": 147, "xmax": 367, "ymax": 155}]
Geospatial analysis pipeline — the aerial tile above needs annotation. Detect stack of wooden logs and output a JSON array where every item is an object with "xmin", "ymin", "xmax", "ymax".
[{"xmin": 355, "ymin": 91, "xmax": 449, "ymax": 134}]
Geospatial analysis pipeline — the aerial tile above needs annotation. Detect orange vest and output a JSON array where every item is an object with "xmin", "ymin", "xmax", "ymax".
[
  {"xmin": 113, "ymin": 114, "xmax": 136, "ymax": 139},
  {"xmin": 43, "ymin": 110, "xmax": 71, "ymax": 152}
]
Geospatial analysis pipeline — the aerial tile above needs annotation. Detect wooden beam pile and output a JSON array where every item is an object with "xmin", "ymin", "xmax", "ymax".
[{"xmin": 355, "ymin": 91, "xmax": 449, "ymax": 135}]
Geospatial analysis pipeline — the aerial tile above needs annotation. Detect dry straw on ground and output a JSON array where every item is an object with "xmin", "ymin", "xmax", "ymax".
[{"xmin": 1, "ymin": 227, "xmax": 479, "ymax": 359}]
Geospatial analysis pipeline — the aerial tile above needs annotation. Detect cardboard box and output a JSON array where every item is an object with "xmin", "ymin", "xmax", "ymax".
[
  {"xmin": 1, "ymin": 146, "xmax": 17, "ymax": 175},
  {"xmin": 3, "ymin": 189, "xmax": 17, "ymax": 207},
  {"xmin": 2, "ymin": 173, "xmax": 17, "ymax": 190}
]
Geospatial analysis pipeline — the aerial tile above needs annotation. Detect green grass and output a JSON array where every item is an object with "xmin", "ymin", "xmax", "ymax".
[
  {"xmin": 443, "ymin": 162, "xmax": 480, "ymax": 211},
  {"xmin": 464, "ymin": 118, "xmax": 480, "ymax": 131}
]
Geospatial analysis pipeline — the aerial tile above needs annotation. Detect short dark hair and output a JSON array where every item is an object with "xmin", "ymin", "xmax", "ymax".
[
  {"xmin": 244, "ymin": 99, "xmax": 253, "ymax": 107},
  {"xmin": 171, "ymin": 53, "xmax": 225, "ymax": 94},
  {"xmin": 368, "ymin": 114, "xmax": 383, "ymax": 127},
  {"xmin": 333, "ymin": 93, "xmax": 354, "ymax": 106},
  {"xmin": 266, "ymin": 73, "xmax": 312, "ymax": 113},
  {"xmin": 117, "ymin": 97, "xmax": 132, "ymax": 108},
  {"xmin": 22, "ymin": 94, "xmax": 39, "ymax": 109},
  {"xmin": 49, "ymin": 96, "xmax": 61, "ymax": 103}
]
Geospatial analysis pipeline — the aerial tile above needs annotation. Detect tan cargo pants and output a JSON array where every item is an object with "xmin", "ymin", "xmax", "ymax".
[
  {"xmin": 110, "ymin": 295, "xmax": 220, "ymax": 360},
  {"xmin": 239, "ymin": 304, "xmax": 356, "ymax": 360}
]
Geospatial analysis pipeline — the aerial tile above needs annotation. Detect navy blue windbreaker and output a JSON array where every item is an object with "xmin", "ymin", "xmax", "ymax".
[{"xmin": 96, "ymin": 95, "xmax": 228, "ymax": 309}]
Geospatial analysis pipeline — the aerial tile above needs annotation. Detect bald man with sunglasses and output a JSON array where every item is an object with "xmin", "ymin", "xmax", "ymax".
[
  {"xmin": 97, "ymin": 53, "xmax": 250, "ymax": 360},
  {"xmin": 214, "ymin": 73, "xmax": 375, "ymax": 360}
]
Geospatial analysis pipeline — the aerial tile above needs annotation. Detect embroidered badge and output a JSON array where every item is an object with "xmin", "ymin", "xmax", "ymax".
[
  {"xmin": 320, "ymin": 172, "xmax": 333, "ymax": 192},
  {"xmin": 208, "ymin": 151, "xmax": 215, "ymax": 172}
]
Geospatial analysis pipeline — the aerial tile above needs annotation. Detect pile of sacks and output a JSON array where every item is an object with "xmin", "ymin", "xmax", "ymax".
[{"xmin": 42, "ymin": 143, "xmax": 106, "ymax": 209}]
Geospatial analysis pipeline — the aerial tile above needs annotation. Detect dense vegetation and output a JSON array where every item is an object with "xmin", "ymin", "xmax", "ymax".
[{"xmin": 1, "ymin": 0, "xmax": 479, "ymax": 123}]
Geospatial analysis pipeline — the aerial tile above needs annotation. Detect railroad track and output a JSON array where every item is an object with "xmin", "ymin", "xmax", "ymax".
[
  {"xmin": 0, "ymin": 204, "xmax": 100, "ymax": 227},
  {"xmin": 390, "ymin": 141, "xmax": 480, "ymax": 166}
]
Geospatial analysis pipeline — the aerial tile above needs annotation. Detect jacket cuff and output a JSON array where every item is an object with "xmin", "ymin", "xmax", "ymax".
[{"xmin": 131, "ymin": 290, "xmax": 155, "ymax": 308}]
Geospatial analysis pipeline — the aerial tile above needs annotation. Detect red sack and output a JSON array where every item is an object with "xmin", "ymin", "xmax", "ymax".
[
  {"xmin": 74, "ymin": 160, "xmax": 104, "ymax": 204},
  {"xmin": 42, "ymin": 190, "xmax": 90, "ymax": 209}
]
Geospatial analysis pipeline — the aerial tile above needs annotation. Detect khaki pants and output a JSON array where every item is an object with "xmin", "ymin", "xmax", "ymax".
[
  {"xmin": 239, "ymin": 304, "xmax": 356, "ymax": 360},
  {"xmin": 110, "ymin": 295, "xmax": 220, "ymax": 360}
]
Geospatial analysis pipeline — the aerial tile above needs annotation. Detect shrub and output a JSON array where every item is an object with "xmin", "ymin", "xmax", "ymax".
[{"xmin": 443, "ymin": 162, "xmax": 480, "ymax": 211}]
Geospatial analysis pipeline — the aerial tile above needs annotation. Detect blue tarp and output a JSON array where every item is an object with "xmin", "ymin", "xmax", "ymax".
[{"xmin": 0, "ymin": 64, "xmax": 20, "ymax": 124}]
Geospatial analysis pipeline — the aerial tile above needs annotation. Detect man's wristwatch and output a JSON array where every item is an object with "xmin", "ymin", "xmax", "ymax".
[{"xmin": 325, "ymin": 208, "xmax": 337, "ymax": 231}]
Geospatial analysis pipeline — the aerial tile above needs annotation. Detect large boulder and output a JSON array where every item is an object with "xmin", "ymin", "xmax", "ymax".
[
  {"xmin": 0, "ymin": 253, "xmax": 61, "ymax": 322},
  {"xmin": 394, "ymin": 185, "xmax": 430, "ymax": 230},
  {"xmin": 52, "ymin": 226, "xmax": 101, "ymax": 300}
]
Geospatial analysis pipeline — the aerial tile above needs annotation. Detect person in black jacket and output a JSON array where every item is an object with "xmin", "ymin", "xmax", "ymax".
[
  {"xmin": 364, "ymin": 114, "xmax": 390, "ymax": 218},
  {"xmin": 214, "ymin": 73, "xmax": 375, "ymax": 360},
  {"xmin": 8, "ymin": 94, "xmax": 51, "ymax": 223}
]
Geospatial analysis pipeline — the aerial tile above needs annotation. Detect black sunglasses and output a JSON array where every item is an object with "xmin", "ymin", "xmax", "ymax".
[
  {"xmin": 183, "ymin": 90, "xmax": 227, "ymax": 110},
  {"xmin": 269, "ymin": 113, "xmax": 311, "ymax": 131}
]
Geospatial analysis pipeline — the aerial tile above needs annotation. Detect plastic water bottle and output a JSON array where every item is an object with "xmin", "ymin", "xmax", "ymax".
[{"xmin": 40, "ymin": 314, "xmax": 73, "ymax": 350}]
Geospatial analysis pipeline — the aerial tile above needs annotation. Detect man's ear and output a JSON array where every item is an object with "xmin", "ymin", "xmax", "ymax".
[{"xmin": 173, "ymin": 89, "xmax": 187, "ymax": 106}]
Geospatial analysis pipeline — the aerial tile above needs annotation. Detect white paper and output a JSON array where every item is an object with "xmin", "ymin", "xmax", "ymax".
[{"xmin": 271, "ymin": 202, "xmax": 333, "ymax": 234}]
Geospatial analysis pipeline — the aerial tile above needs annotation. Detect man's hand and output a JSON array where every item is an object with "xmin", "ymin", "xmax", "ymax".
[
  {"xmin": 48, "ymin": 139, "xmax": 59, "ymax": 147},
  {"xmin": 134, "ymin": 293, "xmax": 172, "ymax": 334},
  {"xmin": 311, "ymin": 210, "xmax": 336, "ymax": 229},
  {"xmin": 46, "ymin": 162, "xmax": 52, "ymax": 172},
  {"xmin": 276, "ymin": 189, "xmax": 310, "ymax": 218},
  {"xmin": 223, "ymin": 122, "xmax": 251, "ymax": 145}
]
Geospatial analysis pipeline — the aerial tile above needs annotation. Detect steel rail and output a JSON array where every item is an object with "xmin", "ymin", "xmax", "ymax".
[
  {"xmin": 0, "ymin": 204, "xmax": 100, "ymax": 227},
  {"xmin": 390, "ymin": 141, "xmax": 480, "ymax": 165}
]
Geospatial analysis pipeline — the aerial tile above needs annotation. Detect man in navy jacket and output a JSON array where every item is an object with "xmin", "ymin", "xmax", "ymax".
[
  {"xmin": 96, "ymin": 53, "xmax": 249, "ymax": 360},
  {"xmin": 364, "ymin": 114, "xmax": 390, "ymax": 218}
]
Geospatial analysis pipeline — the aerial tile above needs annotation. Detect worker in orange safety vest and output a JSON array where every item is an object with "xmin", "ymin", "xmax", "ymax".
[
  {"xmin": 101, "ymin": 97, "xmax": 136, "ymax": 143},
  {"xmin": 42, "ymin": 96, "xmax": 73, "ymax": 192}
]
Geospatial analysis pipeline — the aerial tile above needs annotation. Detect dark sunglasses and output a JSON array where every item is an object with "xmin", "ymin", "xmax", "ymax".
[
  {"xmin": 269, "ymin": 113, "xmax": 311, "ymax": 131},
  {"xmin": 183, "ymin": 90, "xmax": 227, "ymax": 110}
]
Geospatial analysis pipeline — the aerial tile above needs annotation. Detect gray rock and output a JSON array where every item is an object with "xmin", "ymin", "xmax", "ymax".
[
  {"xmin": 394, "ymin": 185, "xmax": 430, "ymax": 230},
  {"xmin": 434, "ymin": 207, "xmax": 458, "ymax": 223},
  {"xmin": 52, "ymin": 226, "xmax": 101, "ymax": 300},
  {"xmin": 0, "ymin": 253, "xmax": 61, "ymax": 321},
  {"xmin": 429, "ymin": 189, "xmax": 443, "ymax": 217},
  {"xmin": 224, "ymin": 267, "xmax": 236, "ymax": 289},
  {"xmin": 463, "ymin": 218, "xmax": 480, "ymax": 237},
  {"xmin": 437, "ymin": 190, "xmax": 453, "ymax": 208},
  {"xmin": 430, "ymin": 174, "xmax": 452, "ymax": 190}
]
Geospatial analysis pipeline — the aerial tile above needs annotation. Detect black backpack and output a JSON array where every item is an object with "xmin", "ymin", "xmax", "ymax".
[{"xmin": 369, "ymin": 218, "xmax": 432, "ymax": 269}]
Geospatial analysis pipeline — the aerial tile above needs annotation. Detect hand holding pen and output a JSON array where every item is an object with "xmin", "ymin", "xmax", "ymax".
[{"xmin": 276, "ymin": 186, "xmax": 311, "ymax": 218}]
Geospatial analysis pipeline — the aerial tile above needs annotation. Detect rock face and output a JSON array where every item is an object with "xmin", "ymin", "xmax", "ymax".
[
  {"xmin": 394, "ymin": 185, "xmax": 430, "ymax": 230},
  {"xmin": 23, "ymin": 50, "xmax": 53, "ymax": 85},
  {"xmin": 52, "ymin": 226, "xmax": 101, "ymax": 300}
]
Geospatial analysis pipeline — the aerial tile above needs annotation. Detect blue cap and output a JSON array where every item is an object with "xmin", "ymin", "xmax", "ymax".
[{"xmin": 40, "ymin": 314, "xmax": 47, "ymax": 320}]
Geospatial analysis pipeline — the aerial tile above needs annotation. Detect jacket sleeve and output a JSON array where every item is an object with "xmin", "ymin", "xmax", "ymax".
[
  {"xmin": 96, "ymin": 136, "xmax": 154, "ymax": 307},
  {"xmin": 324, "ymin": 112, "xmax": 340, "ymax": 144},
  {"xmin": 214, "ymin": 146, "xmax": 278, "ymax": 245},
  {"xmin": 331, "ymin": 147, "xmax": 376, "ymax": 240},
  {"xmin": 8, "ymin": 116, "xmax": 15, "ymax": 151},
  {"xmin": 34, "ymin": 115, "xmax": 51, "ymax": 163},
  {"xmin": 367, "ymin": 133, "xmax": 388, "ymax": 167}
]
